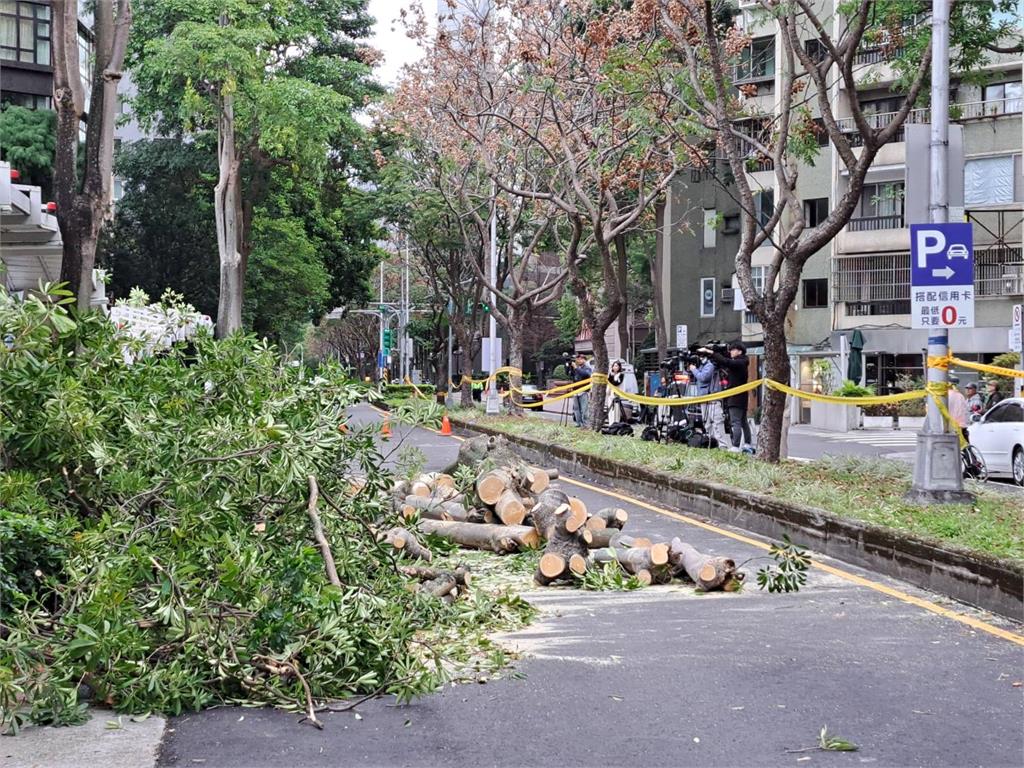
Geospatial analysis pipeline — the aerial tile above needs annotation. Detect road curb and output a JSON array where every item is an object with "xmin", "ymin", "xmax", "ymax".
[{"xmin": 451, "ymin": 417, "xmax": 1023, "ymax": 621}]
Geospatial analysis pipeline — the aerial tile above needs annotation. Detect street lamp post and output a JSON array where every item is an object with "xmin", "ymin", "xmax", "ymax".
[{"xmin": 485, "ymin": 184, "xmax": 500, "ymax": 414}]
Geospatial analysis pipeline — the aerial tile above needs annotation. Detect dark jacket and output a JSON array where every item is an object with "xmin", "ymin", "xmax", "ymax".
[
  {"xmin": 984, "ymin": 391, "xmax": 1003, "ymax": 413},
  {"xmin": 571, "ymin": 361, "xmax": 592, "ymax": 383},
  {"xmin": 710, "ymin": 352, "xmax": 750, "ymax": 409}
]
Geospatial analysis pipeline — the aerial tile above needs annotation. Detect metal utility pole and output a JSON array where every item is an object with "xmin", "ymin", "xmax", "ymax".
[
  {"xmin": 485, "ymin": 185, "xmax": 501, "ymax": 414},
  {"xmin": 909, "ymin": 0, "xmax": 970, "ymax": 503},
  {"xmin": 378, "ymin": 260, "xmax": 385, "ymax": 381}
]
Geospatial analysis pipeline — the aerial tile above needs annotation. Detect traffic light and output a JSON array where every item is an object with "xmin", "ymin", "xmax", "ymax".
[{"xmin": 382, "ymin": 329, "xmax": 393, "ymax": 351}]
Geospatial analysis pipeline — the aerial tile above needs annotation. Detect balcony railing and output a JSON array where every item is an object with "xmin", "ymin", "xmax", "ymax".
[
  {"xmin": 834, "ymin": 98, "xmax": 1020, "ymax": 139},
  {"xmin": 854, "ymin": 47, "xmax": 904, "ymax": 65},
  {"xmin": 848, "ymin": 214, "xmax": 905, "ymax": 231},
  {"xmin": 834, "ymin": 243, "xmax": 1024, "ymax": 316}
]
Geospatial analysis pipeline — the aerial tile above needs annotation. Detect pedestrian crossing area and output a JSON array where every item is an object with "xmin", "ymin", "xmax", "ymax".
[{"xmin": 801, "ymin": 429, "xmax": 919, "ymax": 449}]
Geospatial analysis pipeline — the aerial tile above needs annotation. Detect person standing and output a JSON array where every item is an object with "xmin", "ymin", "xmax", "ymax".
[
  {"xmin": 965, "ymin": 382, "xmax": 984, "ymax": 416},
  {"xmin": 983, "ymin": 380, "xmax": 1003, "ymax": 413},
  {"xmin": 570, "ymin": 353, "xmax": 592, "ymax": 427},
  {"xmin": 947, "ymin": 377, "xmax": 970, "ymax": 439},
  {"xmin": 689, "ymin": 352, "xmax": 726, "ymax": 444},
  {"xmin": 703, "ymin": 341, "xmax": 751, "ymax": 451}
]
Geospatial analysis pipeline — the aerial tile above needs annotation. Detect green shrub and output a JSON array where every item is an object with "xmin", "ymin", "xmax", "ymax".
[
  {"xmin": 551, "ymin": 364, "xmax": 567, "ymax": 380},
  {"xmin": 832, "ymin": 380, "xmax": 875, "ymax": 398},
  {"xmin": 382, "ymin": 383, "xmax": 436, "ymax": 398}
]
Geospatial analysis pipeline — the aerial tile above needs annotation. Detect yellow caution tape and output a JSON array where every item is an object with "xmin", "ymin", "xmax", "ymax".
[
  {"xmin": 948, "ymin": 357, "xmax": 1024, "ymax": 380},
  {"xmin": 763, "ymin": 380, "xmax": 928, "ymax": 406},
  {"xmin": 604, "ymin": 378, "xmax": 764, "ymax": 407}
]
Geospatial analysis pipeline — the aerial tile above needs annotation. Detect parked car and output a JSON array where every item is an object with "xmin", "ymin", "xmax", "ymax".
[
  {"xmin": 969, "ymin": 398, "xmax": 1024, "ymax": 485},
  {"xmin": 518, "ymin": 383, "xmax": 544, "ymax": 404}
]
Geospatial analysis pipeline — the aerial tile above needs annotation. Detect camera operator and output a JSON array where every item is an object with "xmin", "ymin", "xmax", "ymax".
[
  {"xmin": 688, "ymin": 350, "xmax": 726, "ymax": 444},
  {"xmin": 568, "ymin": 352, "xmax": 592, "ymax": 427},
  {"xmin": 700, "ymin": 341, "xmax": 751, "ymax": 452}
]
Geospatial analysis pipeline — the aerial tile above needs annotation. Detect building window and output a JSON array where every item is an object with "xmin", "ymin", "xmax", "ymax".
[
  {"xmin": 0, "ymin": 91, "xmax": 51, "ymax": 109},
  {"xmin": 0, "ymin": 0, "xmax": 51, "ymax": 65},
  {"xmin": 804, "ymin": 38, "xmax": 827, "ymax": 64},
  {"xmin": 722, "ymin": 213, "xmax": 740, "ymax": 234},
  {"xmin": 702, "ymin": 209, "xmax": 716, "ymax": 249},
  {"xmin": 743, "ymin": 266, "xmax": 766, "ymax": 324},
  {"xmin": 858, "ymin": 181, "xmax": 904, "ymax": 220},
  {"xmin": 802, "ymin": 278, "xmax": 828, "ymax": 309},
  {"xmin": 964, "ymin": 156, "xmax": 1016, "ymax": 206},
  {"xmin": 753, "ymin": 188, "xmax": 774, "ymax": 230},
  {"xmin": 700, "ymin": 277, "xmax": 716, "ymax": 317},
  {"xmin": 736, "ymin": 36, "xmax": 774, "ymax": 82},
  {"xmin": 803, "ymin": 197, "xmax": 829, "ymax": 228},
  {"xmin": 983, "ymin": 81, "xmax": 1022, "ymax": 115}
]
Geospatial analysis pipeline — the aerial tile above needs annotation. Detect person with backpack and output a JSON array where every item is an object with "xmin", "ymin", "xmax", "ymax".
[{"xmin": 701, "ymin": 341, "xmax": 752, "ymax": 452}]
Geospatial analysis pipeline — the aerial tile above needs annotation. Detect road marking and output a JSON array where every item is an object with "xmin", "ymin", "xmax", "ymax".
[
  {"xmin": 367, "ymin": 406, "xmax": 1024, "ymax": 648},
  {"xmin": 558, "ymin": 474, "xmax": 1024, "ymax": 648}
]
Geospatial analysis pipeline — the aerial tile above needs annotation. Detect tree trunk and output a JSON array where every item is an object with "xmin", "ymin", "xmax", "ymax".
[
  {"xmin": 416, "ymin": 519, "xmax": 540, "ymax": 553},
  {"xmin": 615, "ymin": 235, "xmax": 629, "ymax": 360},
  {"xmin": 507, "ymin": 307, "xmax": 526, "ymax": 415},
  {"xmin": 588, "ymin": 331, "xmax": 610, "ymax": 429},
  {"xmin": 651, "ymin": 201, "xmax": 669, "ymax": 361},
  {"xmin": 455, "ymin": 323, "xmax": 474, "ymax": 408},
  {"xmin": 756, "ymin": 321, "xmax": 790, "ymax": 463},
  {"xmin": 214, "ymin": 86, "xmax": 244, "ymax": 338},
  {"xmin": 52, "ymin": 0, "xmax": 130, "ymax": 310}
]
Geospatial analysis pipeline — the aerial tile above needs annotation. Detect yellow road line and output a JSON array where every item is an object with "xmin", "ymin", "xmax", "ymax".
[
  {"xmin": 558, "ymin": 475, "xmax": 1024, "ymax": 648},
  {"xmin": 367, "ymin": 406, "xmax": 1023, "ymax": 647}
]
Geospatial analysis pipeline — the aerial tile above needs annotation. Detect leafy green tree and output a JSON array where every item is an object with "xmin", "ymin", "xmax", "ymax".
[
  {"xmin": 244, "ymin": 215, "xmax": 330, "ymax": 345},
  {"xmin": 0, "ymin": 105, "xmax": 55, "ymax": 196},
  {"xmin": 129, "ymin": 0, "xmax": 382, "ymax": 336},
  {"xmin": 99, "ymin": 139, "xmax": 219, "ymax": 317}
]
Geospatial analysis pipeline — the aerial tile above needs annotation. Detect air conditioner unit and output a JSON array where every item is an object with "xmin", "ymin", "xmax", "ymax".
[{"xmin": 721, "ymin": 287, "xmax": 735, "ymax": 303}]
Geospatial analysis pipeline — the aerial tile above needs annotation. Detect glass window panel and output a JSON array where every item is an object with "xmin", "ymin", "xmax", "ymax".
[
  {"xmin": 35, "ymin": 36, "xmax": 46, "ymax": 63},
  {"xmin": 1005, "ymin": 82, "xmax": 1022, "ymax": 113},
  {"xmin": 36, "ymin": 2, "xmax": 49, "ymax": 19},
  {"xmin": 18, "ymin": 17, "xmax": 30, "ymax": 46},
  {"xmin": 0, "ymin": 0, "xmax": 16, "ymax": 12},
  {"xmin": 964, "ymin": 156, "xmax": 1014, "ymax": 206},
  {"xmin": 0, "ymin": 16, "xmax": 16, "ymax": 47},
  {"xmin": 37, "ymin": 20, "xmax": 48, "ymax": 38},
  {"xmin": 18, "ymin": 46, "xmax": 32, "ymax": 61}
]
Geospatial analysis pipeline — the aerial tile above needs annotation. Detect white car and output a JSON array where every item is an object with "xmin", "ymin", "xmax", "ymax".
[{"xmin": 969, "ymin": 398, "xmax": 1024, "ymax": 485}]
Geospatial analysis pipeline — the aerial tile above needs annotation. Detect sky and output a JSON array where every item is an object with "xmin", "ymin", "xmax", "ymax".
[{"xmin": 366, "ymin": 0, "xmax": 434, "ymax": 87}]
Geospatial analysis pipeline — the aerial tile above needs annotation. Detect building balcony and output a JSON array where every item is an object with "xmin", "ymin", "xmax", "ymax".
[
  {"xmin": 847, "ymin": 214, "xmax": 904, "ymax": 232},
  {"xmin": 834, "ymin": 98, "xmax": 1020, "ymax": 146}
]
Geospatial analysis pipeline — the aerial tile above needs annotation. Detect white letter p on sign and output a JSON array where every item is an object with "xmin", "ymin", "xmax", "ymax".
[{"xmin": 916, "ymin": 229, "xmax": 946, "ymax": 268}]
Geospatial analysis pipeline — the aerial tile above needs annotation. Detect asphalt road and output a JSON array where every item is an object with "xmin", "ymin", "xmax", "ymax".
[{"xmin": 157, "ymin": 407, "xmax": 1024, "ymax": 768}]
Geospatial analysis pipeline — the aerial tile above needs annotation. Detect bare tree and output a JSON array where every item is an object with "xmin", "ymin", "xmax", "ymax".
[
  {"xmin": 425, "ymin": 0, "xmax": 686, "ymax": 427},
  {"xmin": 652, "ymin": 0, "xmax": 934, "ymax": 460},
  {"xmin": 53, "ymin": 0, "xmax": 132, "ymax": 310}
]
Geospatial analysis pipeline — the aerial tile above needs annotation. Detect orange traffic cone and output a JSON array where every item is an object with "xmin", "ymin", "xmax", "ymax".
[
  {"xmin": 381, "ymin": 417, "xmax": 391, "ymax": 438},
  {"xmin": 440, "ymin": 413, "xmax": 452, "ymax": 436}
]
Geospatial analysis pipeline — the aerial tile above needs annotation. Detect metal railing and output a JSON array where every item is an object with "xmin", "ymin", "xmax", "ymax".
[
  {"xmin": 847, "ymin": 214, "xmax": 905, "ymax": 231},
  {"xmin": 834, "ymin": 244, "xmax": 1024, "ymax": 316},
  {"xmin": 854, "ymin": 47, "xmax": 904, "ymax": 65},
  {"xmin": 834, "ymin": 98, "xmax": 1020, "ymax": 137}
]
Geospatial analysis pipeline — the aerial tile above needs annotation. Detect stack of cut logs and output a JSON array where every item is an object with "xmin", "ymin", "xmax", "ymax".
[{"xmin": 380, "ymin": 435, "xmax": 742, "ymax": 593}]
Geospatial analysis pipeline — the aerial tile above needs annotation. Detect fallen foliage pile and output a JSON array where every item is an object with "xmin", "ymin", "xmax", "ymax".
[{"xmin": 0, "ymin": 287, "xmax": 530, "ymax": 733}]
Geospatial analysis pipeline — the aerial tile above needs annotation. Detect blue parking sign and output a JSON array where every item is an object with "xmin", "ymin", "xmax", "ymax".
[{"xmin": 910, "ymin": 222, "xmax": 974, "ymax": 329}]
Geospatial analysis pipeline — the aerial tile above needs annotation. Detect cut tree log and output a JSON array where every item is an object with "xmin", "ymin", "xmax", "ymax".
[
  {"xmin": 585, "ymin": 528, "xmax": 615, "ymax": 548},
  {"xmin": 476, "ymin": 468, "xmax": 513, "ymax": 505},
  {"xmin": 400, "ymin": 495, "xmax": 481, "ymax": 523},
  {"xmin": 532, "ymin": 489, "xmax": 591, "ymax": 585},
  {"xmin": 379, "ymin": 527, "xmax": 432, "ymax": 562},
  {"xmin": 410, "ymin": 480, "xmax": 433, "ymax": 498},
  {"xmin": 590, "ymin": 507, "xmax": 629, "ymax": 529},
  {"xmin": 592, "ymin": 546, "xmax": 670, "ymax": 582},
  {"xmin": 584, "ymin": 515, "xmax": 607, "ymax": 531},
  {"xmin": 527, "ymin": 467, "xmax": 550, "ymax": 494},
  {"xmin": 668, "ymin": 537, "xmax": 743, "ymax": 591},
  {"xmin": 568, "ymin": 496, "xmax": 587, "ymax": 519},
  {"xmin": 608, "ymin": 532, "xmax": 653, "ymax": 549},
  {"xmin": 399, "ymin": 565, "xmax": 471, "ymax": 588},
  {"xmin": 494, "ymin": 488, "xmax": 527, "ymax": 526},
  {"xmin": 417, "ymin": 519, "xmax": 540, "ymax": 554}
]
